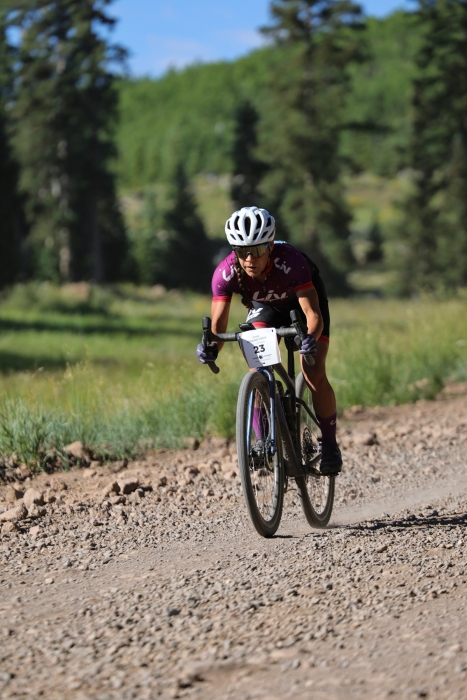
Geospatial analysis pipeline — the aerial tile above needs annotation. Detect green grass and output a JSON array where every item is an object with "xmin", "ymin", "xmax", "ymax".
[
  {"xmin": 0, "ymin": 283, "xmax": 466, "ymax": 468},
  {"xmin": 329, "ymin": 296, "xmax": 467, "ymax": 407}
]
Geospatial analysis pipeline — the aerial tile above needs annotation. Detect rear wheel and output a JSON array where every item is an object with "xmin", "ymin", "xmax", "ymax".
[
  {"xmin": 236, "ymin": 371, "xmax": 284, "ymax": 537},
  {"xmin": 295, "ymin": 372, "xmax": 335, "ymax": 528}
]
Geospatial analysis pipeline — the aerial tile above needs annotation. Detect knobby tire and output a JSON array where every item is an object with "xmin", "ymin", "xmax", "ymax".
[
  {"xmin": 295, "ymin": 371, "xmax": 335, "ymax": 528},
  {"xmin": 236, "ymin": 371, "xmax": 284, "ymax": 538}
]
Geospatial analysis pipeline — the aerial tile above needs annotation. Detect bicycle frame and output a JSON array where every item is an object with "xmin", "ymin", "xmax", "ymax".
[
  {"xmin": 272, "ymin": 340, "xmax": 319, "ymax": 478},
  {"xmin": 203, "ymin": 317, "xmax": 321, "ymax": 479}
]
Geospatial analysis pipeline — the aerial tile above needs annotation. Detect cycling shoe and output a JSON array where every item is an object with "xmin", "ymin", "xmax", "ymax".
[{"xmin": 320, "ymin": 444, "xmax": 342, "ymax": 475}]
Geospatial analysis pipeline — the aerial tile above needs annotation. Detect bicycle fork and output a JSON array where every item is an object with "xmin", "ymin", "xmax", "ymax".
[{"xmin": 247, "ymin": 367, "xmax": 276, "ymax": 458}]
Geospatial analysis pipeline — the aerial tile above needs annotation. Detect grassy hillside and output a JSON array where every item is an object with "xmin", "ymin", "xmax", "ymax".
[
  {"xmin": 116, "ymin": 12, "xmax": 421, "ymax": 189},
  {"xmin": 116, "ymin": 48, "xmax": 276, "ymax": 189}
]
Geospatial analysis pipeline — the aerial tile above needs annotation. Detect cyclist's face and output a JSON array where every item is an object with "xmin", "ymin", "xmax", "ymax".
[{"xmin": 238, "ymin": 243, "xmax": 273, "ymax": 277}]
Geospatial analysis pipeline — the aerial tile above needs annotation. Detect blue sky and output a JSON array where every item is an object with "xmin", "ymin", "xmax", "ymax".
[{"xmin": 110, "ymin": 0, "xmax": 412, "ymax": 77}]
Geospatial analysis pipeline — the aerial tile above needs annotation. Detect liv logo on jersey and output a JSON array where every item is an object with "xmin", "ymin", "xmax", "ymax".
[
  {"xmin": 222, "ymin": 266, "xmax": 235, "ymax": 282},
  {"xmin": 252, "ymin": 291, "xmax": 288, "ymax": 302},
  {"xmin": 274, "ymin": 258, "xmax": 291, "ymax": 274}
]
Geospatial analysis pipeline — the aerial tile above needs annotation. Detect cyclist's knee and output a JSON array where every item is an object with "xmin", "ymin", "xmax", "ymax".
[{"xmin": 303, "ymin": 365, "xmax": 328, "ymax": 393}]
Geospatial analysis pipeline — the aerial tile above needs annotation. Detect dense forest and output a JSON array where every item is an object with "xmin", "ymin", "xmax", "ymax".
[
  {"xmin": 115, "ymin": 8, "xmax": 423, "ymax": 294},
  {"xmin": 2, "ymin": 1, "xmax": 467, "ymax": 295},
  {"xmin": 116, "ymin": 11, "xmax": 420, "ymax": 187}
]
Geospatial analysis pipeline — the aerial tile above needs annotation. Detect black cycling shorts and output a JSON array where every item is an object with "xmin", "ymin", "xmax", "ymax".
[{"xmin": 245, "ymin": 265, "xmax": 330, "ymax": 342}]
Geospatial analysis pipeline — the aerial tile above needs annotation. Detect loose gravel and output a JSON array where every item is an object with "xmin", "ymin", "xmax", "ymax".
[{"xmin": 1, "ymin": 387, "xmax": 467, "ymax": 699}]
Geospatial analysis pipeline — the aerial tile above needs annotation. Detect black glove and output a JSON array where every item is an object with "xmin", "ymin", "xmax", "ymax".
[
  {"xmin": 196, "ymin": 342, "xmax": 218, "ymax": 364},
  {"xmin": 300, "ymin": 334, "xmax": 317, "ymax": 356}
]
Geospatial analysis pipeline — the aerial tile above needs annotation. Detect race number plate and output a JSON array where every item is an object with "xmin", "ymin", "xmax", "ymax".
[{"xmin": 238, "ymin": 328, "xmax": 282, "ymax": 368}]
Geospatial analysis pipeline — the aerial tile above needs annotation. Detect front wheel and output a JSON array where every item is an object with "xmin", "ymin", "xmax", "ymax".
[
  {"xmin": 236, "ymin": 371, "xmax": 284, "ymax": 537},
  {"xmin": 295, "ymin": 371, "xmax": 335, "ymax": 528}
]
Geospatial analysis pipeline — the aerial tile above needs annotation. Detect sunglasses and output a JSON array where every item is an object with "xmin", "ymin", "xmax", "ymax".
[{"xmin": 233, "ymin": 244, "xmax": 269, "ymax": 260}]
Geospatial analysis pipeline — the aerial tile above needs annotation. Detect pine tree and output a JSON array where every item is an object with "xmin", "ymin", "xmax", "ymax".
[
  {"xmin": 7, "ymin": 0, "xmax": 127, "ymax": 283},
  {"xmin": 399, "ymin": 0, "xmax": 467, "ymax": 292},
  {"xmin": 230, "ymin": 101, "xmax": 268, "ymax": 210},
  {"xmin": 158, "ymin": 163, "xmax": 213, "ymax": 292},
  {"xmin": 366, "ymin": 221, "xmax": 384, "ymax": 264},
  {"xmin": 128, "ymin": 189, "xmax": 170, "ymax": 286},
  {"xmin": 261, "ymin": 0, "xmax": 365, "ymax": 294},
  {"xmin": 0, "ymin": 12, "xmax": 25, "ymax": 286}
]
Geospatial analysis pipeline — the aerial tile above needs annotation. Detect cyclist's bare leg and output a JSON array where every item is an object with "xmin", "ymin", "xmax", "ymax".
[{"xmin": 300, "ymin": 341, "xmax": 336, "ymax": 418}]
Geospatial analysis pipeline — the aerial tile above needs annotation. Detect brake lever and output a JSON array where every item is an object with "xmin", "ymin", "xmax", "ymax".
[
  {"xmin": 289, "ymin": 310, "xmax": 315, "ymax": 367},
  {"xmin": 202, "ymin": 317, "xmax": 220, "ymax": 375}
]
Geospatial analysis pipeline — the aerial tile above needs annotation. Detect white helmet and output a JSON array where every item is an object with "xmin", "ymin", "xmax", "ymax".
[{"xmin": 225, "ymin": 206, "xmax": 275, "ymax": 246}]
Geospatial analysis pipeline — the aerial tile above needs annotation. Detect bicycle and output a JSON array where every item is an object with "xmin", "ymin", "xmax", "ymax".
[{"xmin": 200, "ymin": 310, "xmax": 335, "ymax": 538}]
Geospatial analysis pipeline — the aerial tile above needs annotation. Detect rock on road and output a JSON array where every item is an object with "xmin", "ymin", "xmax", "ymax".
[{"xmin": 1, "ymin": 387, "xmax": 467, "ymax": 699}]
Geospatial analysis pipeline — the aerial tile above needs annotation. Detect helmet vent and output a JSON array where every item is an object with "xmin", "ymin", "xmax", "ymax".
[{"xmin": 224, "ymin": 206, "xmax": 275, "ymax": 246}]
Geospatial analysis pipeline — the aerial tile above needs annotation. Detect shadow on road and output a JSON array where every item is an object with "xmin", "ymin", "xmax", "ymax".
[{"xmin": 345, "ymin": 511, "xmax": 467, "ymax": 532}]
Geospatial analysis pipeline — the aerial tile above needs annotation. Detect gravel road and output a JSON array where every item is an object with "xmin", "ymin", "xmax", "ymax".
[{"xmin": 1, "ymin": 385, "xmax": 467, "ymax": 700}]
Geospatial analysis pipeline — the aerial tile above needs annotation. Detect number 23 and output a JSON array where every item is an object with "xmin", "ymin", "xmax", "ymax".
[{"xmin": 254, "ymin": 344, "xmax": 265, "ymax": 354}]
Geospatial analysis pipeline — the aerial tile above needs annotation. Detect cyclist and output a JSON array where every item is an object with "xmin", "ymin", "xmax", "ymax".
[{"xmin": 196, "ymin": 206, "xmax": 342, "ymax": 475}]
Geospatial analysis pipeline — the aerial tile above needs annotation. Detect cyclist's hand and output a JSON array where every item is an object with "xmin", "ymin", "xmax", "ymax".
[
  {"xmin": 300, "ymin": 334, "xmax": 317, "ymax": 356},
  {"xmin": 196, "ymin": 342, "xmax": 218, "ymax": 364}
]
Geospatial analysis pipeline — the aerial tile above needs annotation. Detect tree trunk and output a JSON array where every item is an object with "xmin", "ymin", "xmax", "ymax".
[
  {"xmin": 91, "ymin": 202, "xmax": 103, "ymax": 283},
  {"xmin": 59, "ymin": 227, "xmax": 71, "ymax": 282}
]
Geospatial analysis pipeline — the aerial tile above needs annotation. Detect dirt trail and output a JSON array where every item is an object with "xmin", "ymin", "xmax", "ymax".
[{"xmin": 1, "ymin": 388, "xmax": 467, "ymax": 699}]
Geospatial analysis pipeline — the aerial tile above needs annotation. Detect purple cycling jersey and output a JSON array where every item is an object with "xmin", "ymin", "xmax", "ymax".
[{"xmin": 211, "ymin": 242, "xmax": 313, "ymax": 310}]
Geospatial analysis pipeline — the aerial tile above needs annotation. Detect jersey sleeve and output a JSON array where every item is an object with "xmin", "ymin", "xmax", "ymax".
[
  {"xmin": 290, "ymin": 248, "xmax": 314, "ymax": 292},
  {"xmin": 211, "ymin": 255, "xmax": 237, "ymax": 302}
]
